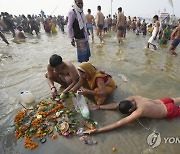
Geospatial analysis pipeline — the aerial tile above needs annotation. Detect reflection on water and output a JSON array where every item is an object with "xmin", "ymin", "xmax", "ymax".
[{"xmin": 0, "ymin": 29, "xmax": 180, "ymax": 154}]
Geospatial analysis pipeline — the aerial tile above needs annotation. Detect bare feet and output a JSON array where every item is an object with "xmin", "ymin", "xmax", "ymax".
[{"xmin": 169, "ymin": 51, "xmax": 177, "ymax": 56}]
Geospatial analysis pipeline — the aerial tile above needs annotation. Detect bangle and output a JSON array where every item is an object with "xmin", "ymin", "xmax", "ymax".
[{"xmin": 51, "ymin": 86, "xmax": 56, "ymax": 90}]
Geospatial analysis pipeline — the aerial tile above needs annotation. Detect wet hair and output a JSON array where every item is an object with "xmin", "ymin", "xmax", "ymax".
[
  {"xmin": 49, "ymin": 54, "xmax": 62, "ymax": 67},
  {"xmin": 118, "ymin": 7, "xmax": 122, "ymax": 12},
  {"xmin": 153, "ymin": 15, "xmax": 158, "ymax": 20},
  {"xmin": 88, "ymin": 9, "xmax": 91, "ymax": 13},
  {"xmin": 97, "ymin": 5, "xmax": 101, "ymax": 11},
  {"xmin": 119, "ymin": 100, "xmax": 133, "ymax": 114}
]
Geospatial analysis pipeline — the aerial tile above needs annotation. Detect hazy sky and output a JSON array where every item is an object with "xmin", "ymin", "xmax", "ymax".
[{"xmin": 0, "ymin": 0, "xmax": 180, "ymax": 18}]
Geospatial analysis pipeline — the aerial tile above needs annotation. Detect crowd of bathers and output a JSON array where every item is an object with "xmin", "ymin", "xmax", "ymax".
[{"xmin": 0, "ymin": 11, "xmax": 68, "ymax": 43}]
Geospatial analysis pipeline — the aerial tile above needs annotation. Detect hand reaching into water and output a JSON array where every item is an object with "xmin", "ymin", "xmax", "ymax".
[
  {"xmin": 77, "ymin": 88, "xmax": 89, "ymax": 95},
  {"xmin": 51, "ymin": 87, "xmax": 57, "ymax": 99},
  {"xmin": 83, "ymin": 129, "xmax": 98, "ymax": 135},
  {"xmin": 88, "ymin": 103, "xmax": 100, "ymax": 110}
]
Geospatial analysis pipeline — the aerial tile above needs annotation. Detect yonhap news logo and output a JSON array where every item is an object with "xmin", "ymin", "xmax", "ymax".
[
  {"xmin": 147, "ymin": 132, "xmax": 180, "ymax": 148},
  {"xmin": 147, "ymin": 132, "xmax": 161, "ymax": 148}
]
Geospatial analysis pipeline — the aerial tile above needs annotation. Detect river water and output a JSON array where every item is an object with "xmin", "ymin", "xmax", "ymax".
[{"xmin": 0, "ymin": 28, "xmax": 180, "ymax": 154}]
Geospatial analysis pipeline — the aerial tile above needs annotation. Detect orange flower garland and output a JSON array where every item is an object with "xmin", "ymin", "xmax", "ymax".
[
  {"xmin": 14, "ymin": 101, "xmax": 63, "ymax": 150},
  {"xmin": 24, "ymin": 136, "xmax": 38, "ymax": 150},
  {"xmin": 14, "ymin": 99, "xmax": 93, "ymax": 150}
]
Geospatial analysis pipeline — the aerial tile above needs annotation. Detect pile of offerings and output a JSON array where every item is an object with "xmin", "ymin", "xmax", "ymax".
[{"xmin": 14, "ymin": 92, "xmax": 96, "ymax": 150}]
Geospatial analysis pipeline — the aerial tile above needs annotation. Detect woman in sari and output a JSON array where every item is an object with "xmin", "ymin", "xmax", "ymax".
[{"xmin": 71, "ymin": 62, "xmax": 116, "ymax": 105}]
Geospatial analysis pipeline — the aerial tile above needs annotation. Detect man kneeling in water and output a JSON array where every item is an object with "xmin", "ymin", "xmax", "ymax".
[
  {"xmin": 45, "ymin": 54, "xmax": 79, "ymax": 99},
  {"xmin": 15, "ymin": 26, "xmax": 27, "ymax": 40},
  {"xmin": 84, "ymin": 95, "xmax": 180, "ymax": 134}
]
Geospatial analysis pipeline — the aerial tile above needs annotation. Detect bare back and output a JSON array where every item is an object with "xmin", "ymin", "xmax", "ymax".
[
  {"xmin": 132, "ymin": 96, "xmax": 167, "ymax": 118},
  {"xmin": 117, "ymin": 12, "xmax": 125, "ymax": 27},
  {"xmin": 97, "ymin": 11, "xmax": 104, "ymax": 25},
  {"xmin": 176, "ymin": 24, "xmax": 180, "ymax": 39},
  {"xmin": 86, "ymin": 14, "xmax": 94, "ymax": 24},
  {"xmin": 47, "ymin": 61, "xmax": 78, "ymax": 80}
]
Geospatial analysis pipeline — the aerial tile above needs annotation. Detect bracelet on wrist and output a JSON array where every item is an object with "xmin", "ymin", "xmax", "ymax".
[{"xmin": 51, "ymin": 86, "xmax": 56, "ymax": 90}]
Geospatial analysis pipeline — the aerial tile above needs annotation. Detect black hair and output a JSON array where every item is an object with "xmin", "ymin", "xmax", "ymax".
[
  {"xmin": 88, "ymin": 9, "xmax": 91, "ymax": 13},
  {"xmin": 119, "ymin": 100, "xmax": 133, "ymax": 114},
  {"xmin": 97, "ymin": 5, "xmax": 101, "ymax": 11},
  {"xmin": 49, "ymin": 54, "xmax": 62, "ymax": 67},
  {"xmin": 153, "ymin": 15, "xmax": 158, "ymax": 20},
  {"xmin": 118, "ymin": 7, "xmax": 122, "ymax": 12},
  {"xmin": 17, "ymin": 26, "xmax": 23, "ymax": 30}
]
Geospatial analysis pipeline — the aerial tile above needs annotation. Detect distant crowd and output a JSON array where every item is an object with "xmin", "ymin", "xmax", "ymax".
[{"xmin": 0, "ymin": 6, "xmax": 180, "ymax": 55}]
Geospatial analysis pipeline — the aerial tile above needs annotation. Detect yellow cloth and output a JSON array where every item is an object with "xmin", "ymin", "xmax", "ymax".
[
  {"xmin": 78, "ymin": 62, "xmax": 108, "ymax": 89},
  {"xmin": 51, "ymin": 23, "xmax": 57, "ymax": 34},
  {"xmin": 78, "ymin": 62, "xmax": 116, "ymax": 104}
]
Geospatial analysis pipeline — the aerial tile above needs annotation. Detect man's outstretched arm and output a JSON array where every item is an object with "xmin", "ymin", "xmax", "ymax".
[
  {"xmin": 89, "ymin": 96, "xmax": 136, "ymax": 110},
  {"xmin": 89, "ymin": 103, "xmax": 119, "ymax": 110},
  {"xmin": 83, "ymin": 109, "xmax": 142, "ymax": 134}
]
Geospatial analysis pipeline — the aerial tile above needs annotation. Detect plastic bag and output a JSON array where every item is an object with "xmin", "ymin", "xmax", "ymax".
[{"xmin": 72, "ymin": 93, "xmax": 90, "ymax": 119}]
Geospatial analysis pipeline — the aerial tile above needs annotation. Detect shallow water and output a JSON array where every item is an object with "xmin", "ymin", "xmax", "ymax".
[{"xmin": 0, "ymin": 28, "xmax": 180, "ymax": 154}]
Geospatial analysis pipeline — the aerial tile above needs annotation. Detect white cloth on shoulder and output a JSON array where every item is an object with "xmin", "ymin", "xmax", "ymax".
[{"xmin": 72, "ymin": 3, "xmax": 87, "ymax": 33}]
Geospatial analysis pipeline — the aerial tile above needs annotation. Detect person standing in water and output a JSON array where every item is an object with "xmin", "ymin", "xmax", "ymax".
[
  {"xmin": 85, "ymin": 9, "xmax": 95, "ymax": 43},
  {"xmin": 116, "ymin": 7, "xmax": 125, "ymax": 44},
  {"xmin": 68, "ymin": 0, "xmax": 91, "ymax": 63},
  {"xmin": 112, "ymin": 15, "xmax": 117, "ymax": 32},
  {"xmin": 96, "ymin": 5, "xmax": 104, "ymax": 44},
  {"xmin": 27, "ymin": 15, "xmax": 39, "ymax": 36},
  {"xmin": 169, "ymin": 19, "xmax": 180, "ymax": 56},
  {"xmin": 0, "ymin": 30, "xmax": 9, "ymax": 45},
  {"xmin": 146, "ymin": 15, "xmax": 160, "ymax": 50}
]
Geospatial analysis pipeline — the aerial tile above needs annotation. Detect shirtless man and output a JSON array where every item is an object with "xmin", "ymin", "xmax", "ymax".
[
  {"xmin": 2, "ymin": 12, "xmax": 16, "ymax": 37},
  {"xmin": 112, "ymin": 15, "xmax": 117, "ymax": 32},
  {"xmin": 86, "ymin": 9, "xmax": 95, "ymax": 42},
  {"xmin": 84, "ymin": 95, "xmax": 180, "ymax": 134},
  {"xmin": 15, "ymin": 26, "xmax": 27, "ymax": 40},
  {"xmin": 169, "ymin": 19, "xmax": 180, "ymax": 56},
  {"xmin": 116, "ymin": 7, "xmax": 125, "ymax": 44},
  {"xmin": 96, "ymin": 5, "xmax": 104, "ymax": 44},
  {"xmin": 45, "ymin": 54, "xmax": 79, "ymax": 98},
  {"xmin": 108, "ymin": 14, "xmax": 112, "ymax": 32}
]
